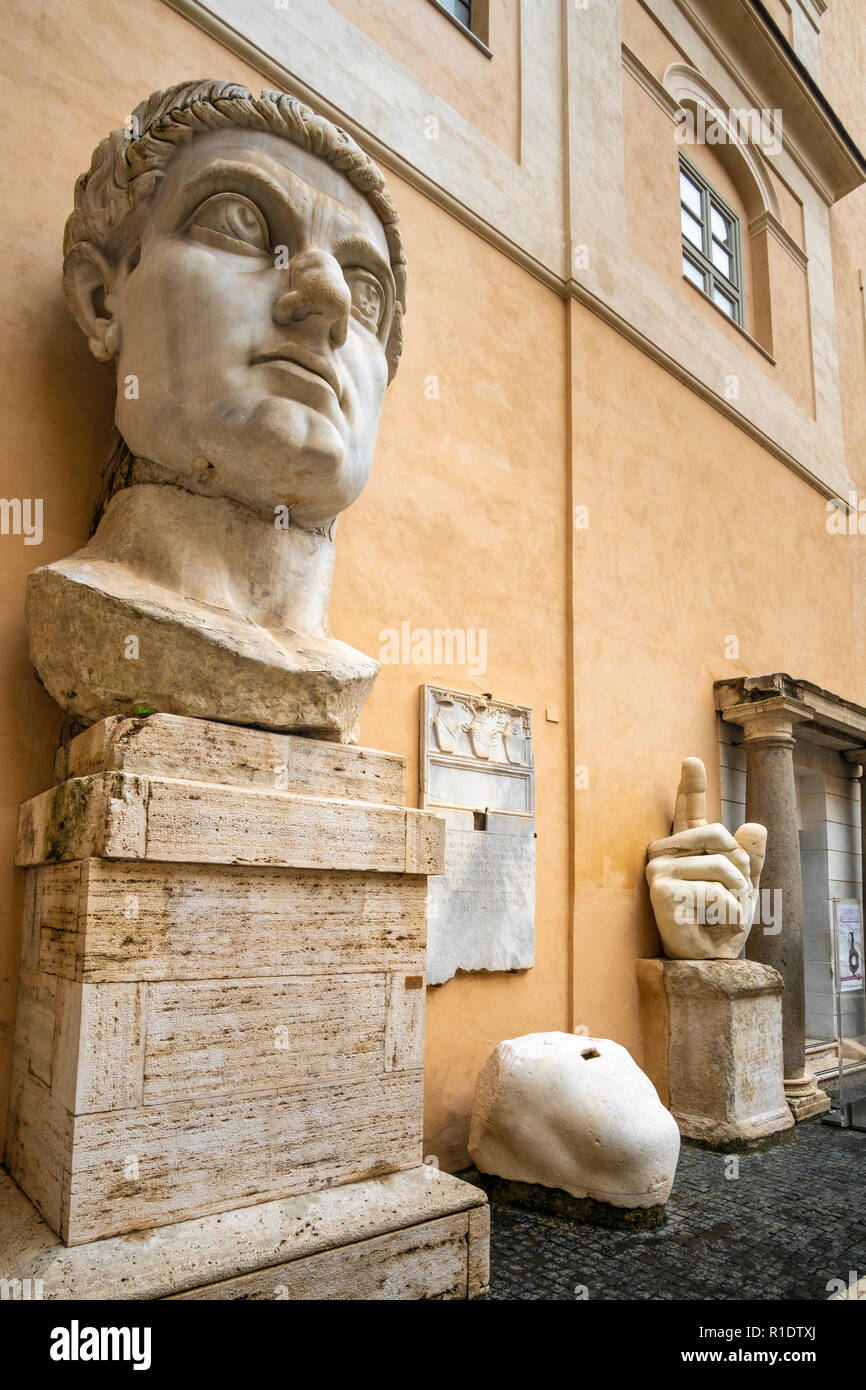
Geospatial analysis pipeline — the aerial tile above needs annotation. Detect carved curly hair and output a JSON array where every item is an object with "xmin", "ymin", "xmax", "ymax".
[
  {"xmin": 65, "ymin": 78, "xmax": 408, "ymax": 372},
  {"xmin": 64, "ymin": 78, "xmax": 406, "ymax": 377}
]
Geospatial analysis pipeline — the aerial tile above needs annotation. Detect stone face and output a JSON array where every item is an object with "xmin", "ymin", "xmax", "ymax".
[
  {"xmin": 421, "ymin": 686, "xmax": 535, "ymax": 984},
  {"xmin": 468, "ymin": 1032, "xmax": 680, "ymax": 1209},
  {"xmin": 637, "ymin": 958, "xmax": 795, "ymax": 1145},
  {"xmin": 646, "ymin": 757, "xmax": 767, "ymax": 959},
  {"xmin": 27, "ymin": 81, "xmax": 410, "ymax": 739},
  {"xmin": 5, "ymin": 715, "xmax": 489, "ymax": 1283}
]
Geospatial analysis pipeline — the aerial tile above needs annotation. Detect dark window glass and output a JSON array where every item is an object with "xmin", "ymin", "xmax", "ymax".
[{"xmin": 440, "ymin": 0, "xmax": 472, "ymax": 29}]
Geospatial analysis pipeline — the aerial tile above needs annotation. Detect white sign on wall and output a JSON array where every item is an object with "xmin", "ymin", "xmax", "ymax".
[
  {"xmin": 833, "ymin": 899, "xmax": 864, "ymax": 994},
  {"xmin": 420, "ymin": 685, "xmax": 535, "ymax": 986}
]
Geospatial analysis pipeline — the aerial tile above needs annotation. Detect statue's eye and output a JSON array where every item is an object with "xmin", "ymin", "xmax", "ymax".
[
  {"xmin": 345, "ymin": 268, "xmax": 385, "ymax": 332},
  {"xmin": 188, "ymin": 194, "xmax": 270, "ymax": 256}
]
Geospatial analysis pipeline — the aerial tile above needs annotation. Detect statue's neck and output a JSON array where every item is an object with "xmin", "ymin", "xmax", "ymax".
[{"xmin": 85, "ymin": 482, "xmax": 336, "ymax": 637}]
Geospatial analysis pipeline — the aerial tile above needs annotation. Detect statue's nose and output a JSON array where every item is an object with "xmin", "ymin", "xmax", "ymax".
[{"xmin": 272, "ymin": 249, "xmax": 350, "ymax": 348}]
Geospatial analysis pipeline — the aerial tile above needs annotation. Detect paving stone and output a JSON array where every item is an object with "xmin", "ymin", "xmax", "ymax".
[{"xmin": 459, "ymin": 1087, "xmax": 866, "ymax": 1300}]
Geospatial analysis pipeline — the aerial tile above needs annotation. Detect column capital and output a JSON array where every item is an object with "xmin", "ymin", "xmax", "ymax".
[{"xmin": 723, "ymin": 696, "xmax": 814, "ymax": 745}]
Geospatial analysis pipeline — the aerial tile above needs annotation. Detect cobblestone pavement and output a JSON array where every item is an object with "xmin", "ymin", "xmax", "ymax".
[{"xmin": 461, "ymin": 1095, "xmax": 866, "ymax": 1301}]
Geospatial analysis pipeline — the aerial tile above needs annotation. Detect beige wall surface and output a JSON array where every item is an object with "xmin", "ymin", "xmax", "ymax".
[
  {"xmin": 325, "ymin": 0, "xmax": 522, "ymax": 159},
  {"xmin": 761, "ymin": 0, "xmax": 794, "ymax": 45},
  {"xmin": 822, "ymin": 0, "xmax": 866, "ymax": 476},
  {"xmin": 821, "ymin": 0, "xmax": 866, "ymax": 702},
  {"xmin": 0, "ymin": 0, "xmax": 864, "ymax": 1176},
  {"xmin": 567, "ymin": 293, "xmax": 862, "ymax": 1063},
  {"xmin": 571, "ymin": 2, "xmax": 863, "ymax": 1068},
  {"xmin": 622, "ymin": 12, "xmax": 818, "ymax": 415}
]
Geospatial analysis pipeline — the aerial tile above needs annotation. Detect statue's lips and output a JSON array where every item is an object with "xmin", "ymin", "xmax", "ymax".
[{"xmin": 250, "ymin": 347, "xmax": 342, "ymax": 403}]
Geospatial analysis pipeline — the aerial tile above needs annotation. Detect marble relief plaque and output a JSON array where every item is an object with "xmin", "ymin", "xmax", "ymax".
[{"xmin": 421, "ymin": 687, "xmax": 535, "ymax": 985}]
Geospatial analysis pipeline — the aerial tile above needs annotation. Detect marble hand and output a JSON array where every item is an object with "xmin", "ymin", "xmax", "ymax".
[{"xmin": 646, "ymin": 757, "xmax": 767, "ymax": 959}]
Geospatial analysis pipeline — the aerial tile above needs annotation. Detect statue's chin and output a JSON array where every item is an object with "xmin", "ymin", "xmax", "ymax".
[{"xmin": 117, "ymin": 394, "xmax": 356, "ymax": 513}]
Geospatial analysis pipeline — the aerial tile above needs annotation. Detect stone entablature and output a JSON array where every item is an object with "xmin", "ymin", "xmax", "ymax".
[{"xmin": 715, "ymin": 672, "xmax": 866, "ymax": 752}]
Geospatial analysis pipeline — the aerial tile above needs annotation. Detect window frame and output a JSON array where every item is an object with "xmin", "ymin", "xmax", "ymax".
[
  {"xmin": 679, "ymin": 154, "xmax": 745, "ymax": 329},
  {"xmin": 440, "ymin": 0, "xmax": 472, "ymax": 29},
  {"xmin": 426, "ymin": 0, "xmax": 491, "ymax": 54}
]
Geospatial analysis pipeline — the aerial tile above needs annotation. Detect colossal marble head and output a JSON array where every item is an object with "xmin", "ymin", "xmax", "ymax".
[{"xmin": 28, "ymin": 81, "xmax": 408, "ymax": 741}]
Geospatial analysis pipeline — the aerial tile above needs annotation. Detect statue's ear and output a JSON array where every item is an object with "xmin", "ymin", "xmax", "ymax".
[{"xmin": 63, "ymin": 245, "xmax": 121, "ymax": 362}]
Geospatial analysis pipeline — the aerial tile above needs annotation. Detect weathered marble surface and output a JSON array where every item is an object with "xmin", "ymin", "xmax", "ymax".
[
  {"xmin": 27, "ymin": 81, "xmax": 410, "ymax": 739},
  {"xmin": 6, "ymin": 715, "xmax": 465, "ymax": 1255},
  {"xmin": 421, "ymin": 686, "xmax": 535, "ymax": 984},
  {"xmin": 427, "ymin": 809, "xmax": 535, "ymax": 985},
  {"xmin": 0, "ymin": 1166, "xmax": 488, "ymax": 1300},
  {"xmin": 646, "ymin": 757, "xmax": 767, "ymax": 959},
  {"xmin": 638, "ymin": 958, "xmax": 794, "ymax": 1145},
  {"xmin": 468, "ymin": 1032, "xmax": 680, "ymax": 1209},
  {"xmin": 16, "ymin": 773, "xmax": 443, "ymax": 875},
  {"xmin": 54, "ymin": 713, "xmax": 407, "ymax": 803}
]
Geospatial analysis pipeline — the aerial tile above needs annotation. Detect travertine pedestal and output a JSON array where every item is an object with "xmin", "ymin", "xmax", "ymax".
[
  {"xmin": 637, "ymin": 958, "xmax": 795, "ymax": 1148},
  {"xmin": 4, "ymin": 714, "xmax": 488, "ymax": 1297}
]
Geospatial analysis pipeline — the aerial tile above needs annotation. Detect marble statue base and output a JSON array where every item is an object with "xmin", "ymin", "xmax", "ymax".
[
  {"xmin": 0, "ymin": 1165, "xmax": 488, "ymax": 1300},
  {"xmin": 27, "ymin": 557, "xmax": 377, "ymax": 741},
  {"xmin": 637, "ymin": 958, "xmax": 795, "ymax": 1148},
  {"xmin": 5, "ymin": 713, "xmax": 488, "ymax": 1297}
]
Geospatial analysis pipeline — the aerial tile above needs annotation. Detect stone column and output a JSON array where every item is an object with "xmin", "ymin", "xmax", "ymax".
[
  {"xmin": 725, "ymin": 697, "xmax": 830, "ymax": 1121},
  {"xmin": 843, "ymin": 750, "xmax": 866, "ymax": 1068},
  {"xmin": 844, "ymin": 750, "xmax": 866, "ymax": 896}
]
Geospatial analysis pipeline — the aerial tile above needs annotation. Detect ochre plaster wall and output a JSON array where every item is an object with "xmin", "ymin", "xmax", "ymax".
[
  {"xmin": 621, "ymin": 33, "xmax": 814, "ymax": 412},
  {"xmin": 334, "ymin": 171, "xmax": 571, "ymax": 1167},
  {"xmin": 325, "ymin": 0, "xmax": 522, "ymax": 160},
  {"xmin": 567, "ymin": 292, "xmax": 863, "ymax": 1057},
  {"xmin": 821, "ymin": 0, "xmax": 866, "ymax": 706}
]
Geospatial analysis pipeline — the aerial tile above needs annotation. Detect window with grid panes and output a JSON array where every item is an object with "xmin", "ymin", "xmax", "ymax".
[
  {"xmin": 679, "ymin": 155, "xmax": 745, "ymax": 327},
  {"xmin": 439, "ymin": 0, "xmax": 472, "ymax": 29}
]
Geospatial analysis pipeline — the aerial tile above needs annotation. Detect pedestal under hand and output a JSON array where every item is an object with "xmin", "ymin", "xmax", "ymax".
[
  {"xmin": 641, "ymin": 758, "xmax": 793, "ymax": 1146},
  {"xmin": 638, "ymin": 958, "xmax": 795, "ymax": 1148}
]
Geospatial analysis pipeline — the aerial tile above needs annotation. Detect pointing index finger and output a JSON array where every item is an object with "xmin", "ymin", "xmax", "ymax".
[{"xmin": 672, "ymin": 757, "xmax": 707, "ymax": 833}]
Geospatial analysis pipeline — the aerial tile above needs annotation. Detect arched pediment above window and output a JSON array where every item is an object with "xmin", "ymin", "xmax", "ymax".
[{"xmin": 662, "ymin": 63, "xmax": 782, "ymax": 223}]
